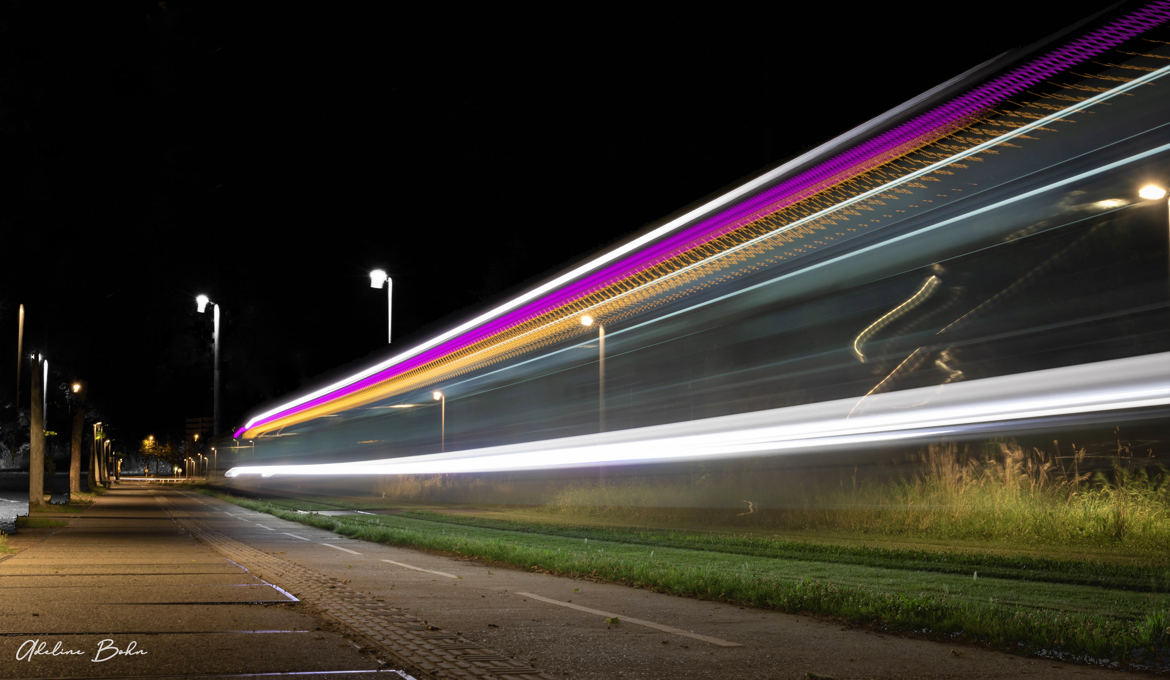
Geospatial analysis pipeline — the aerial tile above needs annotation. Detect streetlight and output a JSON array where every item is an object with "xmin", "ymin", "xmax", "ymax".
[
  {"xmin": 432, "ymin": 390, "xmax": 446, "ymax": 452},
  {"xmin": 1138, "ymin": 184, "xmax": 1167, "ymax": 201},
  {"xmin": 42, "ymin": 357, "xmax": 48, "ymax": 431},
  {"xmin": 102, "ymin": 438, "xmax": 111, "ymax": 484},
  {"xmin": 580, "ymin": 315, "xmax": 605, "ymax": 432},
  {"xmin": 15, "ymin": 304, "xmax": 23, "ymax": 410},
  {"xmin": 195, "ymin": 294, "xmax": 221, "ymax": 441},
  {"xmin": 91, "ymin": 421, "xmax": 102, "ymax": 489},
  {"xmin": 369, "ymin": 269, "xmax": 392, "ymax": 344}
]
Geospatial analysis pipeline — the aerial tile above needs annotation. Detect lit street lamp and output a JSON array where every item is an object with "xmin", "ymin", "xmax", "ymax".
[
  {"xmin": 1138, "ymin": 184, "xmax": 1166, "ymax": 201},
  {"xmin": 580, "ymin": 315, "xmax": 605, "ymax": 432},
  {"xmin": 195, "ymin": 294, "xmax": 221, "ymax": 440},
  {"xmin": 369, "ymin": 269, "xmax": 393, "ymax": 344},
  {"xmin": 432, "ymin": 390, "xmax": 446, "ymax": 452}
]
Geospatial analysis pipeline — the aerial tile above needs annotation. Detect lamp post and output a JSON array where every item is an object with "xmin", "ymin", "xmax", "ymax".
[
  {"xmin": 15, "ymin": 304, "xmax": 23, "ymax": 409},
  {"xmin": 28, "ymin": 356, "xmax": 44, "ymax": 509},
  {"xmin": 42, "ymin": 357, "xmax": 48, "ymax": 432},
  {"xmin": 90, "ymin": 421, "xmax": 101, "ymax": 489},
  {"xmin": 103, "ymin": 439, "xmax": 111, "ymax": 485},
  {"xmin": 69, "ymin": 381, "xmax": 83, "ymax": 494},
  {"xmin": 580, "ymin": 315, "xmax": 605, "ymax": 432},
  {"xmin": 369, "ymin": 269, "xmax": 392, "ymax": 344},
  {"xmin": 195, "ymin": 295, "xmax": 221, "ymax": 441},
  {"xmin": 432, "ymin": 390, "xmax": 446, "ymax": 452},
  {"xmin": 1137, "ymin": 183, "xmax": 1169, "ymax": 295}
]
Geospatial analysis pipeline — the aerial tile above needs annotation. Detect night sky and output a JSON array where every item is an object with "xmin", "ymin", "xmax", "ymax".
[{"xmin": 1, "ymin": 2, "xmax": 1118, "ymax": 444}]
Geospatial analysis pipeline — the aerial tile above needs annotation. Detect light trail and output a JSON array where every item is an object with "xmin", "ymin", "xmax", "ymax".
[
  {"xmin": 853, "ymin": 275, "xmax": 940, "ymax": 362},
  {"xmin": 432, "ymin": 138, "xmax": 1170, "ymax": 407},
  {"xmin": 236, "ymin": 4, "xmax": 1170, "ymax": 439},
  {"xmin": 226, "ymin": 352, "xmax": 1170, "ymax": 478}
]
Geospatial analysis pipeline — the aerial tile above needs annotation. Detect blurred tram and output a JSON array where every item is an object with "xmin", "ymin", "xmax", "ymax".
[{"xmin": 224, "ymin": 3, "xmax": 1170, "ymax": 497}]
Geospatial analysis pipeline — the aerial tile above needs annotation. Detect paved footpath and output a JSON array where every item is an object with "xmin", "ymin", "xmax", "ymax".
[
  {"xmin": 0, "ymin": 486, "xmax": 418, "ymax": 680},
  {"xmin": 0, "ymin": 484, "xmax": 1157, "ymax": 679}
]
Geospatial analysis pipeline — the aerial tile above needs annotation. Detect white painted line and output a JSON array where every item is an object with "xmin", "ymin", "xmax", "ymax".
[
  {"xmin": 282, "ymin": 532, "xmax": 311, "ymax": 541},
  {"xmin": 321, "ymin": 543, "xmax": 361, "ymax": 555},
  {"xmin": 355, "ymin": 510, "xmax": 376, "ymax": 515},
  {"xmin": 380, "ymin": 559, "xmax": 458, "ymax": 579},
  {"xmin": 255, "ymin": 523, "xmax": 274, "ymax": 530},
  {"xmin": 514, "ymin": 591, "xmax": 742, "ymax": 647}
]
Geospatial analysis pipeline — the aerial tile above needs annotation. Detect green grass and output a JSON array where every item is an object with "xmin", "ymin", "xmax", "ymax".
[
  {"xmin": 208, "ymin": 489, "xmax": 1170, "ymax": 669},
  {"xmin": 200, "ymin": 439, "xmax": 1170, "ymax": 668},
  {"xmin": 15, "ymin": 516, "xmax": 68, "ymax": 528},
  {"xmin": 535, "ymin": 443, "xmax": 1170, "ymax": 556}
]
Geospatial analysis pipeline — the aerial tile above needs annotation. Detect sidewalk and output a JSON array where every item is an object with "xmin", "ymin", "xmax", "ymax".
[{"xmin": 0, "ymin": 485, "xmax": 395, "ymax": 679}]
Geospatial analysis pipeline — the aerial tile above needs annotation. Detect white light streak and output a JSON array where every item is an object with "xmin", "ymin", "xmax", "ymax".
[
  {"xmin": 226, "ymin": 352, "xmax": 1170, "ymax": 479},
  {"xmin": 241, "ymin": 64, "xmax": 1170, "ymax": 435}
]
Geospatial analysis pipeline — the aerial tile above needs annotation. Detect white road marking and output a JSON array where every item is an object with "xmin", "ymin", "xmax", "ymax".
[
  {"xmin": 255, "ymin": 523, "xmax": 274, "ymax": 530},
  {"xmin": 514, "ymin": 592, "xmax": 742, "ymax": 647},
  {"xmin": 282, "ymin": 532, "xmax": 311, "ymax": 541},
  {"xmin": 321, "ymin": 543, "xmax": 361, "ymax": 555},
  {"xmin": 380, "ymin": 559, "xmax": 458, "ymax": 579}
]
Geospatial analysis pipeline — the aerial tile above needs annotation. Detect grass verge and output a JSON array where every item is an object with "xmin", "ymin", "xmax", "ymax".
[
  {"xmin": 206, "ymin": 488, "xmax": 1170, "ymax": 670},
  {"xmin": 15, "ymin": 516, "xmax": 68, "ymax": 528}
]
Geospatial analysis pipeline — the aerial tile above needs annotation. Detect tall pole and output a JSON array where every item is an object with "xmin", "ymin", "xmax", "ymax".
[
  {"xmin": 196, "ymin": 295, "xmax": 221, "ymax": 442},
  {"xmin": 369, "ymin": 270, "xmax": 392, "ymax": 344},
  {"xmin": 29, "ymin": 358, "xmax": 44, "ymax": 509},
  {"xmin": 70, "ymin": 408, "xmax": 83, "ymax": 494},
  {"xmin": 598, "ymin": 324, "xmax": 606, "ymax": 433},
  {"xmin": 99, "ymin": 431, "xmax": 108, "ymax": 485},
  {"xmin": 15, "ymin": 304, "xmax": 23, "ymax": 408},
  {"xmin": 579, "ymin": 315, "xmax": 606, "ymax": 433},
  {"xmin": 212, "ymin": 302, "xmax": 220, "ymax": 441},
  {"xmin": 89, "ymin": 422, "xmax": 99, "ymax": 490},
  {"xmin": 433, "ymin": 391, "xmax": 445, "ymax": 452}
]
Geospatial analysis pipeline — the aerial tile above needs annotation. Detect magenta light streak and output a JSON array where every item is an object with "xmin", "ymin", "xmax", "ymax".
[{"xmin": 237, "ymin": 3, "xmax": 1170, "ymax": 438}]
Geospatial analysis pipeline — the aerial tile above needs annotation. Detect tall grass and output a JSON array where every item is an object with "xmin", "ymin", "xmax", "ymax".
[
  {"xmin": 543, "ymin": 441, "xmax": 1170, "ymax": 553},
  {"xmin": 850, "ymin": 442, "xmax": 1170, "ymax": 548}
]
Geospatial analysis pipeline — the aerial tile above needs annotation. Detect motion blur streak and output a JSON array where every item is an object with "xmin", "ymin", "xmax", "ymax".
[
  {"xmin": 225, "ymin": 6, "xmax": 1170, "ymax": 488},
  {"xmin": 234, "ymin": 4, "xmax": 1170, "ymax": 440},
  {"xmin": 226, "ymin": 353, "xmax": 1170, "ymax": 477}
]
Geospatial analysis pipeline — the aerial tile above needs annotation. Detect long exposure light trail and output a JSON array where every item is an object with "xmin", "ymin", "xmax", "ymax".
[
  {"xmin": 226, "ymin": 352, "xmax": 1170, "ymax": 478},
  {"xmin": 236, "ymin": 52, "xmax": 1170, "ymax": 440},
  {"xmin": 338, "ymin": 138, "xmax": 1170, "ymax": 417}
]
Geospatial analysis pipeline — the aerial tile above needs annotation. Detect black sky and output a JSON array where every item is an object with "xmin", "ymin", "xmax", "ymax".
[{"xmin": 1, "ymin": 2, "xmax": 1120, "ymax": 443}]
